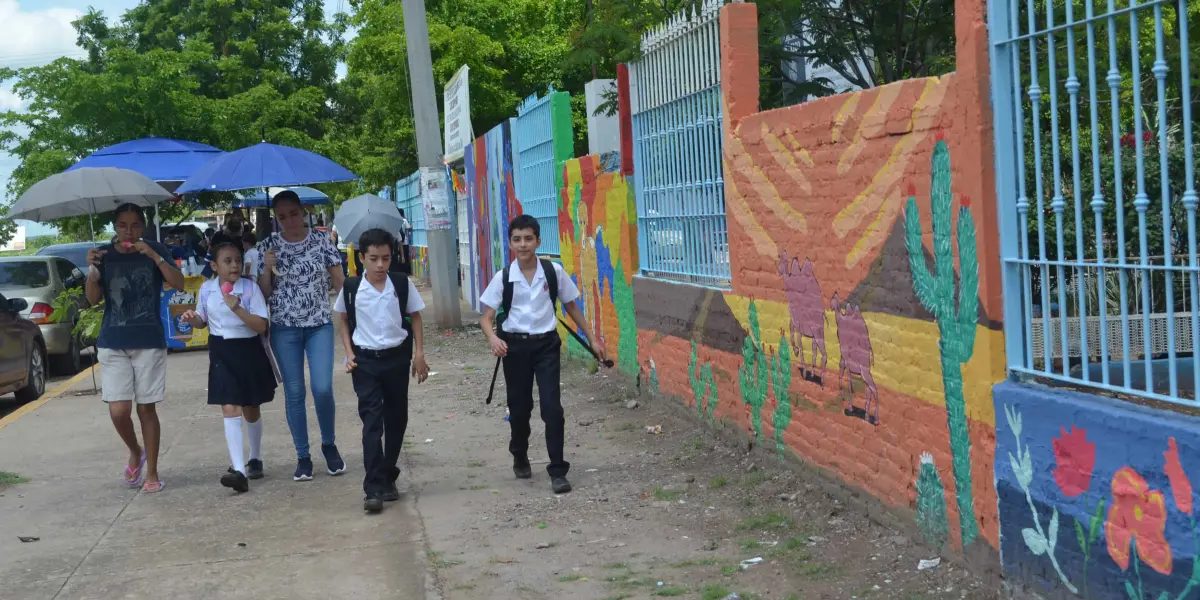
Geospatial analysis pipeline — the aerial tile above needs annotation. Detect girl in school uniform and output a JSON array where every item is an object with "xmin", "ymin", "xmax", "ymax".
[{"xmin": 181, "ymin": 242, "xmax": 278, "ymax": 493}]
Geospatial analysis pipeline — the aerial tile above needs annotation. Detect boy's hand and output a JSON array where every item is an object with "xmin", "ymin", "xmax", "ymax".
[
  {"xmin": 594, "ymin": 338, "xmax": 608, "ymax": 364},
  {"xmin": 345, "ymin": 353, "xmax": 357, "ymax": 372},
  {"xmin": 488, "ymin": 335, "xmax": 508, "ymax": 357},
  {"xmin": 412, "ymin": 353, "xmax": 429, "ymax": 383}
]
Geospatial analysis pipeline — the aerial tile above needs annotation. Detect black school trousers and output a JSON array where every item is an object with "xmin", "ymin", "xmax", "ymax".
[
  {"xmin": 502, "ymin": 332, "xmax": 569, "ymax": 478},
  {"xmin": 351, "ymin": 344, "xmax": 412, "ymax": 496}
]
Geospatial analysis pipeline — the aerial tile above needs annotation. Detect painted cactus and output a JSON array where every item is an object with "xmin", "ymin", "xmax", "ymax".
[
  {"xmin": 903, "ymin": 138, "xmax": 981, "ymax": 547},
  {"xmin": 689, "ymin": 339, "xmax": 718, "ymax": 421},
  {"xmin": 739, "ymin": 300, "xmax": 768, "ymax": 442},
  {"xmin": 915, "ymin": 452, "xmax": 950, "ymax": 552},
  {"xmin": 770, "ymin": 333, "xmax": 793, "ymax": 458}
]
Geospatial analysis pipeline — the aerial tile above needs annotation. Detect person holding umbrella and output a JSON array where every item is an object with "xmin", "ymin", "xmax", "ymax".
[
  {"xmin": 256, "ymin": 190, "xmax": 348, "ymax": 481},
  {"xmin": 86, "ymin": 204, "xmax": 184, "ymax": 494}
]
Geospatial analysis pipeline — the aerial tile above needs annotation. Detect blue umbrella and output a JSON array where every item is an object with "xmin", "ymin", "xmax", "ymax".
[
  {"xmin": 66, "ymin": 137, "xmax": 224, "ymax": 189},
  {"xmin": 235, "ymin": 186, "xmax": 329, "ymax": 208},
  {"xmin": 176, "ymin": 142, "xmax": 359, "ymax": 194}
]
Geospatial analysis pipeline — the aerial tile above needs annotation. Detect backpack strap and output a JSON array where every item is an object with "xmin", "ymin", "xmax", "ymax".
[
  {"xmin": 499, "ymin": 265, "xmax": 513, "ymax": 334},
  {"xmin": 342, "ymin": 276, "xmax": 362, "ymax": 337},
  {"xmin": 541, "ymin": 258, "xmax": 558, "ymax": 308}
]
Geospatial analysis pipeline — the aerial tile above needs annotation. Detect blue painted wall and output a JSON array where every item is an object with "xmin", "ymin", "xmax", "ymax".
[{"xmin": 995, "ymin": 381, "xmax": 1200, "ymax": 599}]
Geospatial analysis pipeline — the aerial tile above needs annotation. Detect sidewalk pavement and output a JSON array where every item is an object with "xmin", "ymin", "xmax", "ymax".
[{"xmin": 0, "ymin": 342, "xmax": 432, "ymax": 600}]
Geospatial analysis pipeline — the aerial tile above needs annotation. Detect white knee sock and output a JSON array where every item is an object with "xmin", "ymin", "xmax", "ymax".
[
  {"xmin": 224, "ymin": 417, "xmax": 245, "ymax": 474},
  {"xmin": 246, "ymin": 418, "xmax": 263, "ymax": 461}
]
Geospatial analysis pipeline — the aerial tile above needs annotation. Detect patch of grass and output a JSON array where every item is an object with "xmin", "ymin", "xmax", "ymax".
[
  {"xmin": 619, "ymin": 422, "xmax": 637, "ymax": 432},
  {"xmin": 781, "ymin": 536, "xmax": 807, "ymax": 551},
  {"xmin": 605, "ymin": 575, "xmax": 653, "ymax": 590},
  {"xmin": 738, "ymin": 539, "xmax": 765, "ymax": 550},
  {"xmin": 701, "ymin": 584, "xmax": 732, "ymax": 600},
  {"xmin": 653, "ymin": 486, "xmax": 684, "ymax": 501},
  {"xmin": 672, "ymin": 557, "xmax": 721, "ymax": 568},
  {"xmin": 720, "ymin": 564, "xmax": 738, "ymax": 576},
  {"xmin": 536, "ymin": 521, "xmax": 548, "ymax": 529},
  {"xmin": 604, "ymin": 562, "xmax": 630, "ymax": 570},
  {"xmin": 426, "ymin": 551, "xmax": 463, "ymax": 570},
  {"xmin": 466, "ymin": 460, "xmax": 486, "ymax": 468},
  {"xmin": 0, "ymin": 472, "xmax": 28, "ymax": 485},
  {"xmin": 652, "ymin": 587, "xmax": 688, "ymax": 597},
  {"xmin": 741, "ymin": 497, "xmax": 757, "ymax": 509},
  {"xmin": 467, "ymin": 484, "xmax": 487, "ymax": 490},
  {"xmin": 709, "ymin": 476, "xmax": 728, "ymax": 489},
  {"xmin": 452, "ymin": 583, "xmax": 476, "ymax": 590},
  {"xmin": 559, "ymin": 574, "xmax": 585, "ymax": 582},
  {"xmin": 603, "ymin": 595, "xmax": 632, "ymax": 600},
  {"xmin": 686, "ymin": 437, "xmax": 705, "ymax": 452},
  {"xmin": 736, "ymin": 512, "xmax": 792, "ymax": 531},
  {"xmin": 742, "ymin": 470, "xmax": 772, "ymax": 488},
  {"xmin": 796, "ymin": 562, "xmax": 839, "ymax": 579}
]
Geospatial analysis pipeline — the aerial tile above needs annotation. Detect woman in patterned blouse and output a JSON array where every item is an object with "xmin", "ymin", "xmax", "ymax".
[{"xmin": 256, "ymin": 190, "xmax": 348, "ymax": 482}]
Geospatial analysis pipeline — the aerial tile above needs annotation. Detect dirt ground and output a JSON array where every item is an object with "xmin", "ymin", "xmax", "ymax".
[{"xmin": 405, "ymin": 318, "xmax": 1002, "ymax": 600}]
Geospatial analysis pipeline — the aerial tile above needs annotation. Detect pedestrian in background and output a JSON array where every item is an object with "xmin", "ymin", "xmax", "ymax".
[
  {"xmin": 256, "ymin": 190, "xmax": 348, "ymax": 481},
  {"xmin": 334, "ymin": 229, "xmax": 428, "ymax": 513},
  {"xmin": 181, "ymin": 241, "xmax": 276, "ymax": 493},
  {"xmin": 478, "ymin": 215, "xmax": 606, "ymax": 494},
  {"xmin": 85, "ymin": 203, "xmax": 184, "ymax": 494}
]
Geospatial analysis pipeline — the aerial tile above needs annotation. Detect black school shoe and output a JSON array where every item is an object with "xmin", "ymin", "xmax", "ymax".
[
  {"xmin": 551, "ymin": 476, "xmax": 573, "ymax": 494},
  {"xmin": 246, "ymin": 459, "xmax": 264, "ymax": 480},
  {"xmin": 382, "ymin": 482, "xmax": 401, "ymax": 502},
  {"xmin": 513, "ymin": 462, "xmax": 533, "ymax": 480},
  {"xmin": 221, "ymin": 470, "xmax": 250, "ymax": 493},
  {"xmin": 364, "ymin": 495, "xmax": 384, "ymax": 513}
]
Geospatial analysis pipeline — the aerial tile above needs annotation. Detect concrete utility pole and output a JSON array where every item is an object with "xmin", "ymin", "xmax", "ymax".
[{"xmin": 401, "ymin": 0, "xmax": 462, "ymax": 328}]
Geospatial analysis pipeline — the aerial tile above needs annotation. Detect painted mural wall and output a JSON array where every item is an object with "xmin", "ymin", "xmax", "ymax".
[
  {"xmin": 464, "ymin": 119, "xmax": 522, "ymax": 312},
  {"xmin": 557, "ymin": 152, "xmax": 639, "ymax": 376},
  {"xmin": 994, "ymin": 383, "xmax": 1200, "ymax": 599},
  {"xmin": 633, "ymin": 0, "xmax": 1008, "ymax": 563}
]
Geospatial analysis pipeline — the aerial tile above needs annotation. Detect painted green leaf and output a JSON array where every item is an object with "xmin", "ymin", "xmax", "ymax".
[
  {"xmin": 1089, "ymin": 498, "xmax": 1107, "ymax": 544},
  {"xmin": 1125, "ymin": 580, "xmax": 1139, "ymax": 600},
  {"xmin": 1047, "ymin": 508, "xmax": 1059, "ymax": 550},
  {"xmin": 1075, "ymin": 518, "xmax": 1086, "ymax": 552},
  {"xmin": 1023, "ymin": 527, "xmax": 1048, "ymax": 556}
]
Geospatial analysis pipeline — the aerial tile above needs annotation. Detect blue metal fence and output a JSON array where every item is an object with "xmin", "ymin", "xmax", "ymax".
[
  {"xmin": 395, "ymin": 171, "xmax": 427, "ymax": 248},
  {"xmin": 989, "ymin": 0, "xmax": 1198, "ymax": 403},
  {"xmin": 629, "ymin": 0, "xmax": 729, "ymax": 286},
  {"xmin": 514, "ymin": 89, "xmax": 562, "ymax": 255}
]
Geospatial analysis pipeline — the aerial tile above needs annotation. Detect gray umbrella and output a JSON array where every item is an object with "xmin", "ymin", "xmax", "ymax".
[
  {"xmin": 9, "ymin": 167, "xmax": 175, "ymax": 222},
  {"xmin": 333, "ymin": 193, "xmax": 406, "ymax": 245}
]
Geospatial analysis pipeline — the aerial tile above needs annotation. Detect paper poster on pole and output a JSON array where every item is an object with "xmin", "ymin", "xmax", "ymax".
[
  {"xmin": 421, "ymin": 167, "xmax": 453, "ymax": 230},
  {"xmin": 443, "ymin": 65, "xmax": 472, "ymax": 163}
]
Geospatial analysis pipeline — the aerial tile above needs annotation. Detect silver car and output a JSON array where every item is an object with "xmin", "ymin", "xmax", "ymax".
[{"xmin": 0, "ymin": 256, "xmax": 87, "ymax": 375}]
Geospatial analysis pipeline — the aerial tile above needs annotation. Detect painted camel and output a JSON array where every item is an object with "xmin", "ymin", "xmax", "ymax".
[
  {"xmin": 778, "ymin": 251, "xmax": 828, "ymax": 384},
  {"xmin": 831, "ymin": 292, "xmax": 880, "ymax": 425}
]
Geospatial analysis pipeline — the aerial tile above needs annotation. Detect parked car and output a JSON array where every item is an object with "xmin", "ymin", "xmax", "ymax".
[
  {"xmin": 35, "ymin": 241, "xmax": 102, "ymax": 271},
  {"xmin": 0, "ymin": 293, "xmax": 46, "ymax": 402},
  {"xmin": 0, "ymin": 256, "xmax": 88, "ymax": 374}
]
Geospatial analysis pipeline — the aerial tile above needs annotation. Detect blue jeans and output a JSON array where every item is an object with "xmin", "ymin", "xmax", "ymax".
[{"xmin": 271, "ymin": 322, "xmax": 336, "ymax": 460}]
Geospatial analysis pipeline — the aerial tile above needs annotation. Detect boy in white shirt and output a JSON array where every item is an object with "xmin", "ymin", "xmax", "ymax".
[
  {"xmin": 334, "ymin": 228, "xmax": 430, "ymax": 513},
  {"xmin": 242, "ymin": 232, "xmax": 261, "ymax": 278},
  {"xmin": 479, "ymin": 215, "xmax": 606, "ymax": 494}
]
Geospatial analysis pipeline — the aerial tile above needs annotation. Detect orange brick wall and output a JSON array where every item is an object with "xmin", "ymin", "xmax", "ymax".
[{"xmin": 634, "ymin": 0, "xmax": 1007, "ymax": 560}]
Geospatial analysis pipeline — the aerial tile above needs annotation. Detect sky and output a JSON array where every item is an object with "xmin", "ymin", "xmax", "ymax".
[{"xmin": 0, "ymin": 0, "xmax": 349, "ymax": 237}]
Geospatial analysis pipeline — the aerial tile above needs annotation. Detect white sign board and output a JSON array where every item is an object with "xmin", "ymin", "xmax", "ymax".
[
  {"xmin": 443, "ymin": 65, "xmax": 473, "ymax": 163},
  {"xmin": 1, "ymin": 226, "xmax": 26, "ymax": 252},
  {"xmin": 421, "ymin": 167, "xmax": 453, "ymax": 230}
]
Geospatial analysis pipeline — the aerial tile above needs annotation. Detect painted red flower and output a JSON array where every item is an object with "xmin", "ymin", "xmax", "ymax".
[
  {"xmin": 1106, "ymin": 467, "xmax": 1173, "ymax": 575},
  {"xmin": 1164, "ymin": 437, "xmax": 1193, "ymax": 514},
  {"xmin": 1052, "ymin": 426, "xmax": 1096, "ymax": 497}
]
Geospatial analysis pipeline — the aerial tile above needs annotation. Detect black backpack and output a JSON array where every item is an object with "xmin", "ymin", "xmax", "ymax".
[
  {"xmin": 342, "ymin": 272, "xmax": 414, "ymax": 352},
  {"xmin": 496, "ymin": 258, "xmax": 558, "ymax": 335}
]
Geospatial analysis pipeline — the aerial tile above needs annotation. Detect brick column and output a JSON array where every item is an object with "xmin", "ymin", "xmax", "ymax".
[{"xmin": 719, "ymin": 2, "xmax": 759, "ymax": 133}]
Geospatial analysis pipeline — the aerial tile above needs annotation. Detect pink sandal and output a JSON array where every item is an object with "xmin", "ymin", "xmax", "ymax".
[
  {"xmin": 141, "ymin": 480, "xmax": 165, "ymax": 494},
  {"xmin": 123, "ymin": 450, "xmax": 146, "ymax": 487}
]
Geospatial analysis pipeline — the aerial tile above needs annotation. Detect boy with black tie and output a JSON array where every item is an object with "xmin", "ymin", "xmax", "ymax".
[
  {"xmin": 479, "ymin": 215, "xmax": 607, "ymax": 494},
  {"xmin": 335, "ymin": 229, "xmax": 430, "ymax": 513}
]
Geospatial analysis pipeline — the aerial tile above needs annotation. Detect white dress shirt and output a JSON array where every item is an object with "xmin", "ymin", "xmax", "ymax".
[
  {"xmin": 197, "ymin": 278, "xmax": 270, "ymax": 339},
  {"xmin": 333, "ymin": 276, "xmax": 426, "ymax": 350},
  {"xmin": 243, "ymin": 247, "xmax": 261, "ymax": 276},
  {"xmin": 479, "ymin": 259, "xmax": 580, "ymax": 335}
]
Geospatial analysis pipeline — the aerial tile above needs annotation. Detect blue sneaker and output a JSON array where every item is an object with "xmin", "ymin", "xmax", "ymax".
[
  {"xmin": 322, "ymin": 444, "xmax": 347, "ymax": 476},
  {"xmin": 293, "ymin": 457, "xmax": 314, "ymax": 482}
]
